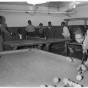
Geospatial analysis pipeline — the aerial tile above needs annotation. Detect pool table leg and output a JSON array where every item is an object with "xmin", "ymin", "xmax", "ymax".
[
  {"xmin": 65, "ymin": 42, "xmax": 68, "ymax": 56},
  {"xmin": 37, "ymin": 44, "xmax": 43, "ymax": 50},
  {"xmin": 45, "ymin": 43, "xmax": 50, "ymax": 51}
]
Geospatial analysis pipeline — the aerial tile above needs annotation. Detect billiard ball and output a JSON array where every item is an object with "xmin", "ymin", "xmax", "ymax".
[
  {"xmin": 63, "ymin": 78, "xmax": 68, "ymax": 85},
  {"xmin": 48, "ymin": 85, "xmax": 53, "ymax": 87},
  {"xmin": 69, "ymin": 81, "xmax": 73, "ymax": 87},
  {"xmin": 74, "ymin": 84, "xmax": 82, "ymax": 87},
  {"xmin": 53, "ymin": 77, "xmax": 60, "ymax": 83},
  {"xmin": 40, "ymin": 84, "xmax": 47, "ymax": 87},
  {"xmin": 76, "ymin": 75, "xmax": 83, "ymax": 81},
  {"xmin": 48, "ymin": 85, "xmax": 56, "ymax": 87}
]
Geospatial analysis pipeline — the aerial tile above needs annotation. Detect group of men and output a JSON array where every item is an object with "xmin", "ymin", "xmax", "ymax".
[
  {"xmin": 25, "ymin": 20, "xmax": 71, "ymax": 39},
  {"xmin": 25, "ymin": 20, "xmax": 56, "ymax": 39}
]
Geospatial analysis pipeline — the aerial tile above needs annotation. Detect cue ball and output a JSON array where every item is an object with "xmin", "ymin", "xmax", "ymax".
[
  {"xmin": 53, "ymin": 77, "xmax": 60, "ymax": 83},
  {"xmin": 76, "ymin": 75, "xmax": 82, "ymax": 81}
]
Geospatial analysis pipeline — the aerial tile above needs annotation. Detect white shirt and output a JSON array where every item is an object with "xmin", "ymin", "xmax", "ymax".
[
  {"xmin": 82, "ymin": 30, "xmax": 88, "ymax": 50},
  {"xmin": 19, "ymin": 34, "xmax": 22, "ymax": 39},
  {"xmin": 62, "ymin": 26, "xmax": 70, "ymax": 37},
  {"xmin": 25, "ymin": 25, "xmax": 35, "ymax": 32}
]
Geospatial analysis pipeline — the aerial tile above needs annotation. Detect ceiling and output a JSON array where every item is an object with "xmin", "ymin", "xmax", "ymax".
[{"xmin": 0, "ymin": 1, "xmax": 88, "ymax": 16}]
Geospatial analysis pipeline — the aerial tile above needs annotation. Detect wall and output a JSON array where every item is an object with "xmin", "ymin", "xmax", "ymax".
[
  {"xmin": 0, "ymin": 12, "xmax": 67, "ymax": 27},
  {"xmin": 1, "ymin": 4, "xmax": 88, "ymax": 27},
  {"xmin": 67, "ymin": 5, "xmax": 88, "ymax": 25}
]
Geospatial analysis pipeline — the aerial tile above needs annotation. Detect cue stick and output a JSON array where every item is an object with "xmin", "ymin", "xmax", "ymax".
[{"xmin": 81, "ymin": 52, "xmax": 87, "ymax": 64}]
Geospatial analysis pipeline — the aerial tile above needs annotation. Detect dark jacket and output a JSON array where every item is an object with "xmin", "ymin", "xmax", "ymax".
[
  {"xmin": 38, "ymin": 28, "xmax": 45, "ymax": 38},
  {"xmin": 45, "ymin": 26, "xmax": 55, "ymax": 38},
  {"xmin": 15, "ymin": 33, "xmax": 26, "ymax": 40}
]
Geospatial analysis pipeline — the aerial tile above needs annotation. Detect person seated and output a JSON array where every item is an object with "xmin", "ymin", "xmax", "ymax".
[
  {"xmin": 73, "ymin": 26, "xmax": 88, "ymax": 72},
  {"xmin": 38, "ymin": 23, "xmax": 45, "ymax": 38},
  {"xmin": 16, "ymin": 29, "xmax": 26, "ymax": 40}
]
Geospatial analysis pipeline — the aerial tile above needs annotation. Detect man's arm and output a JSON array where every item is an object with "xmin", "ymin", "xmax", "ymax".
[
  {"xmin": 81, "ymin": 49, "xmax": 87, "ymax": 64},
  {"xmin": 5, "ymin": 27, "xmax": 12, "ymax": 35},
  {"xmin": 2, "ymin": 23, "xmax": 12, "ymax": 35}
]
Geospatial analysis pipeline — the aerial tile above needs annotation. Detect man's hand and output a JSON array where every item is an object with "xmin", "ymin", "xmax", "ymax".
[{"xmin": 10, "ymin": 32, "xmax": 13, "ymax": 36}]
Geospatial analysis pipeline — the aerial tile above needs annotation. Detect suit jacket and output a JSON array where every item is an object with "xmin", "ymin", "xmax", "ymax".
[
  {"xmin": 15, "ymin": 33, "xmax": 26, "ymax": 40},
  {"xmin": 38, "ymin": 28, "xmax": 45, "ymax": 38},
  {"xmin": 45, "ymin": 26, "xmax": 55, "ymax": 38}
]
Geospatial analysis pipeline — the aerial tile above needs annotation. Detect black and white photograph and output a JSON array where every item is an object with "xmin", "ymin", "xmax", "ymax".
[{"xmin": 0, "ymin": 0, "xmax": 88, "ymax": 87}]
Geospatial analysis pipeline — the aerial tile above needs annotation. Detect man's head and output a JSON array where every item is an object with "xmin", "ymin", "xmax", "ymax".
[
  {"xmin": 0, "ymin": 16, "xmax": 3, "ymax": 24},
  {"xmin": 18, "ymin": 29, "xmax": 22, "ymax": 34},
  {"xmin": 39, "ymin": 23, "xmax": 43, "ymax": 28},
  {"xmin": 61, "ymin": 22, "xmax": 65, "ymax": 27},
  {"xmin": 73, "ymin": 26, "xmax": 86, "ymax": 44},
  {"xmin": 28, "ymin": 20, "xmax": 32, "ymax": 25},
  {"xmin": 48, "ymin": 21, "xmax": 51, "ymax": 27}
]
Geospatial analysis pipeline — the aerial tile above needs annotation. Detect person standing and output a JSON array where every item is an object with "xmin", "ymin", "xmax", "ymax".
[
  {"xmin": 0, "ymin": 16, "xmax": 12, "ymax": 51},
  {"xmin": 38, "ymin": 23, "xmax": 45, "ymax": 38},
  {"xmin": 61, "ymin": 22, "xmax": 74, "ymax": 54},
  {"xmin": 25, "ymin": 20, "xmax": 35, "ymax": 39},
  {"xmin": 45, "ymin": 21, "xmax": 55, "ymax": 38},
  {"xmin": 61, "ymin": 22, "xmax": 70, "ymax": 39}
]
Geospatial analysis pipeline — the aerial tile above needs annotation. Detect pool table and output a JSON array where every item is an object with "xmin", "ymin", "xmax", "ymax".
[
  {"xmin": 0, "ymin": 49, "xmax": 88, "ymax": 87},
  {"xmin": 3, "ymin": 38, "xmax": 71, "ymax": 51}
]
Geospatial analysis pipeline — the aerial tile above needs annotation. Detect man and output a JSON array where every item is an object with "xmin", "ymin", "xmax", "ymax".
[
  {"xmin": 61, "ymin": 22, "xmax": 74, "ymax": 54},
  {"xmin": 38, "ymin": 23, "xmax": 45, "ymax": 38},
  {"xmin": 61, "ymin": 22, "xmax": 70, "ymax": 39},
  {"xmin": 45, "ymin": 21, "xmax": 55, "ymax": 38},
  {"xmin": 73, "ymin": 26, "xmax": 88, "ymax": 72},
  {"xmin": 44, "ymin": 22, "xmax": 55, "ymax": 51},
  {"xmin": 25, "ymin": 20, "xmax": 35, "ymax": 39},
  {"xmin": 0, "ymin": 16, "xmax": 12, "ymax": 51},
  {"xmin": 16, "ymin": 29, "xmax": 26, "ymax": 40}
]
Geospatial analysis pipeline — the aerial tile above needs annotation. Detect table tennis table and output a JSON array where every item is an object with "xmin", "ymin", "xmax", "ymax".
[{"xmin": 3, "ymin": 37, "xmax": 71, "ymax": 51}]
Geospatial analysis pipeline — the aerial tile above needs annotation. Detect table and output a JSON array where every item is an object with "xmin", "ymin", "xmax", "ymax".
[
  {"xmin": 3, "ymin": 38, "xmax": 71, "ymax": 51},
  {"xmin": 66, "ymin": 42, "xmax": 82, "ymax": 56},
  {"xmin": 0, "ymin": 49, "xmax": 88, "ymax": 87}
]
